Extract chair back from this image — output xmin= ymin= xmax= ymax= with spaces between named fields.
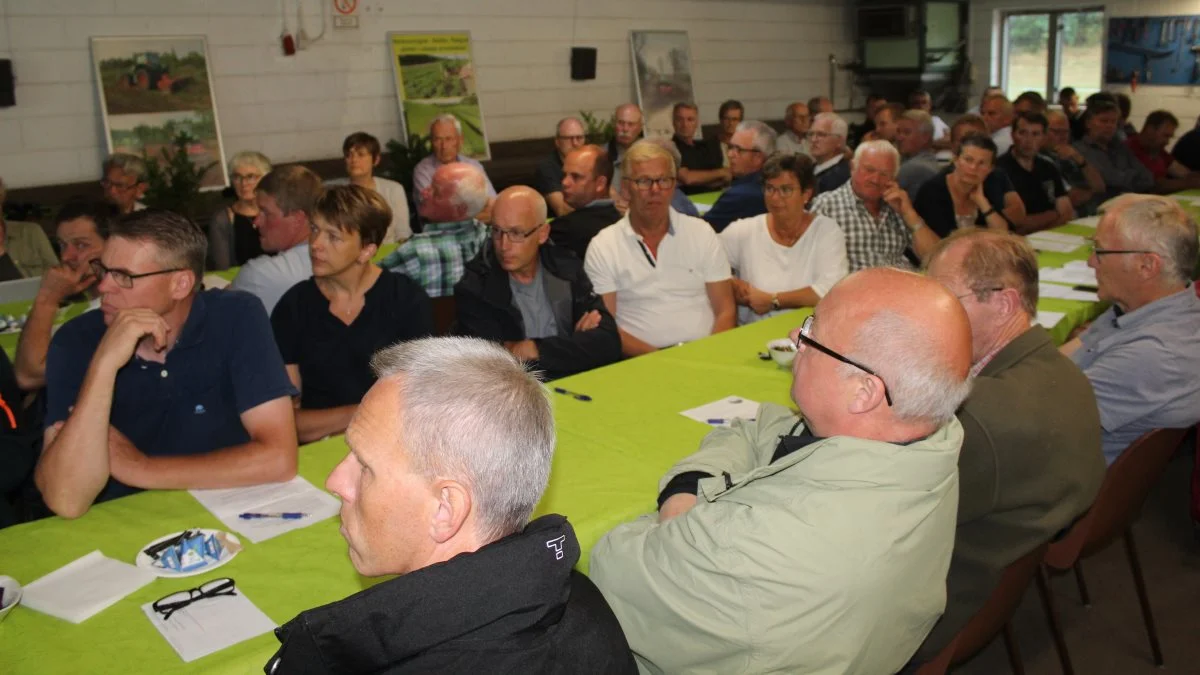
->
xmin=916 ymin=542 xmax=1049 ymax=675
xmin=1045 ymin=427 xmax=1189 ymax=569
xmin=431 ymin=296 xmax=456 ymax=336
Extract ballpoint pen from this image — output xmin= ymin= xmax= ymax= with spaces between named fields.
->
xmin=552 ymin=387 xmax=592 ymax=402
xmin=238 ymin=512 xmax=307 ymax=520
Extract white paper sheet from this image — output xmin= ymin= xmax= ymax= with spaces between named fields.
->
xmin=1027 ymin=231 xmax=1087 ymax=253
xmin=22 ymin=550 xmax=156 ymax=623
xmin=693 ymin=202 xmax=713 ymax=215
xmin=1038 ymin=282 xmax=1099 ymax=302
xmin=189 ymin=477 xmax=341 ymax=544
xmin=681 ymin=396 xmax=760 ymax=428
xmin=1170 ymin=194 xmax=1200 ymax=206
xmin=1034 ymin=311 xmax=1066 ymax=330
xmin=1068 ymin=215 xmax=1100 ymax=229
xmin=1040 ymin=265 xmax=1097 ymax=287
xmin=142 ymin=587 xmax=276 ymax=663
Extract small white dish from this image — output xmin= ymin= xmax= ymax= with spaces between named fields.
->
xmin=766 ymin=338 xmax=797 ymax=367
xmin=135 ymin=529 xmax=241 ymax=578
xmin=0 ymin=575 xmax=22 ymax=622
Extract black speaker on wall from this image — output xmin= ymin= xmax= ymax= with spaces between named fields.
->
xmin=571 ymin=47 xmax=597 ymax=81
xmin=0 ymin=60 xmax=13 ymax=107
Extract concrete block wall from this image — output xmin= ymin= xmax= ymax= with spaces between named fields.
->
xmin=968 ymin=0 xmax=1200 ymax=133
xmin=0 ymin=0 xmax=856 ymax=190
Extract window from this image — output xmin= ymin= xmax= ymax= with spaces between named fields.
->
xmin=1001 ymin=9 xmax=1104 ymax=101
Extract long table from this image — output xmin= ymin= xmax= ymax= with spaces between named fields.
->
xmin=0 ymin=205 xmax=1110 ymax=672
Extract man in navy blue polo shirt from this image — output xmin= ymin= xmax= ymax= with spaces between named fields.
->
xmin=35 ymin=209 xmax=299 ymax=519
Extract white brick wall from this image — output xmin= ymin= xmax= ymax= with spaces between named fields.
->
xmin=968 ymin=0 xmax=1200 ymax=132
xmin=0 ymin=0 xmax=856 ymax=189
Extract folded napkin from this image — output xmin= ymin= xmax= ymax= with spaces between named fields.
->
xmin=23 ymin=550 xmax=156 ymax=623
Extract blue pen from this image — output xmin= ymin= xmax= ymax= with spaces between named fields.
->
xmin=238 ymin=512 xmax=306 ymax=520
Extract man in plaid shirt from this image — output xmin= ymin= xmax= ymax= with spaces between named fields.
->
xmin=811 ymin=140 xmax=939 ymax=272
xmin=380 ymin=163 xmax=489 ymax=297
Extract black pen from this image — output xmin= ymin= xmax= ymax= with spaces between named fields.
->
xmin=553 ymin=387 xmax=592 ymax=402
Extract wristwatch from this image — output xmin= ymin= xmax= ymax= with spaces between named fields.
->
xmin=771 ymin=294 xmax=781 ymax=311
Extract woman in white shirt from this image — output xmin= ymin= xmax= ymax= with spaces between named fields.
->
xmin=720 ymin=152 xmax=849 ymax=325
xmin=342 ymin=131 xmax=412 ymax=243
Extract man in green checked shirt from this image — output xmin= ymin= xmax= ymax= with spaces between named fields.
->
xmin=379 ymin=163 xmax=488 ymax=298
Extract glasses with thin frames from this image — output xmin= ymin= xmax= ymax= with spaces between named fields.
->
xmin=727 ymin=144 xmax=761 ymax=156
xmin=153 ymin=577 xmax=237 ymax=621
xmin=794 ymin=315 xmax=893 ymax=407
xmin=626 ymin=176 xmax=676 ymax=192
xmin=1086 ymin=237 xmax=1157 ymax=257
xmin=764 ymin=184 xmax=799 ymax=198
xmin=90 ymin=259 xmax=185 ymax=289
xmin=100 ymin=178 xmax=141 ymax=191
xmin=955 ymin=286 xmax=1004 ymax=301
xmin=489 ymin=222 xmax=544 ymax=243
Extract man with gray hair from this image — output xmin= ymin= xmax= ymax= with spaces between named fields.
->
xmin=1062 ymin=195 xmax=1200 ymax=464
xmin=918 ymin=229 xmax=1104 ymax=661
xmin=812 ymin=140 xmax=939 ymax=271
xmin=810 ymin=112 xmax=851 ymax=194
xmin=777 ymin=101 xmax=812 ymax=156
xmin=266 ymin=337 xmax=637 ymax=673
xmin=101 ymin=153 xmax=149 ymax=215
xmin=412 ymin=113 xmax=497 ymax=222
xmin=895 ymin=109 xmax=941 ymax=200
xmin=534 ymin=117 xmax=586 ymax=217
xmin=592 ymin=267 xmax=974 ymax=673
xmin=380 ymin=162 xmax=490 ymax=298
xmin=703 ymin=120 xmax=776 ymax=232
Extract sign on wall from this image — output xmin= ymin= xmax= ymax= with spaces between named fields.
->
xmin=388 ymin=31 xmax=490 ymax=160
xmin=630 ymin=31 xmax=697 ymax=140
xmin=90 ymin=36 xmax=228 ymax=190
xmin=1106 ymin=16 xmax=1200 ymax=86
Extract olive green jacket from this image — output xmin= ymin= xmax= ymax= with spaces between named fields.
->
xmin=4 ymin=220 xmax=58 ymax=278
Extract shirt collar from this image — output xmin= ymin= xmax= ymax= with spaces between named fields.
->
xmin=815 ymin=155 xmax=843 ymax=174
xmin=622 ymin=211 xmax=676 ymax=239
xmin=732 ymin=171 xmax=761 ymax=186
xmin=422 ymin=218 xmax=480 ymax=234
xmin=1110 ymin=285 xmax=1197 ymax=330
xmin=582 ymin=198 xmax=615 ymax=208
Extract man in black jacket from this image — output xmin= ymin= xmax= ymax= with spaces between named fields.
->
xmin=266 ymin=337 xmax=636 ymax=674
xmin=457 ymin=186 xmax=621 ymax=380
xmin=549 ymin=144 xmax=621 ymax=260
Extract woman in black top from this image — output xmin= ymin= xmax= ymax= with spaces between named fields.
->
xmin=208 ymin=151 xmax=270 ymax=269
xmin=913 ymin=133 xmax=1012 ymax=238
xmin=271 ymin=185 xmax=433 ymax=442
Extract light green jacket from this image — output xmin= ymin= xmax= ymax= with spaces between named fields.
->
xmin=590 ymin=403 xmax=963 ymax=675
xmin=4 ymin=220 xmax=58 ymax=278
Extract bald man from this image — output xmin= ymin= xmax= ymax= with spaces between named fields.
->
xmin=592 ymin=268 xmax=973 ymax=674
xmin=454 ymin=186 xmax=620 ymax=380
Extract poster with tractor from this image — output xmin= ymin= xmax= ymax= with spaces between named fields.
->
xmin=91 ymin=36 xmax=228 ymax=190
xmin=389 ymin=32 xmax=490 ymax=160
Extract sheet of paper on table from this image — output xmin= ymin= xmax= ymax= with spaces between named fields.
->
xmin=189 ymin=477 xmax=341 ymax=544
xmin=1034 ymin=310 xmax=1066 ymax=330
xmin=1170 ymin=194 xmax=1200 ymax=206
xmin=1068 ymin=215 xmax=1100 ymax=228
xmin=1040 ymin=263 xmax=1097 ymax=286
xmin=693 ymin=202 xmax=713 ymax=215
xmin=681 ymin=396 xmax=761 ymax=428
xmin=142 ymin=588 xmax=276 ymax=663
xmin=1027 ymin=231 xmax=1087 ymax=253
xmin=1038 ymin=282 xmax=1099 ymax=302
xmin=22 ymin=550 xmax=156 ymax=623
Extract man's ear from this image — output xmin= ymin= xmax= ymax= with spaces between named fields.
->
xmin=429 ymin=479 xmax=472 ymax=544
xmin=171 ymin=270 xmax=197 ymax=299
xmin=846 ymin=372 xmax=887 ymax=416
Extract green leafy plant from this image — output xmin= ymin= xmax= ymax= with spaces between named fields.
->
xmin=381 ymin=133 xmax=432 ymax=195
xmin=580 ymin=110 xmax=614 ymax=145
xmin=142 ymin=131 xmax=218 ymax=220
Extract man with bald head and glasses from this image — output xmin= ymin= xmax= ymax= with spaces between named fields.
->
xmin=592 ymin=267 xmax=974 ymax=673
xmin=585 ymin=140 xmax=734 ymax=356
xmin=1061 ymin=194 xmax=1200 ymax=464
xmin=36 ymin=209 xmax=298 ymax=519
xmin=455 ymin=186 xmax=620 ymax=380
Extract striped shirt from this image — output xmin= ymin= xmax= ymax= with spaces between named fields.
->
xmin=379 ymin=219 xmax=487 ymax=298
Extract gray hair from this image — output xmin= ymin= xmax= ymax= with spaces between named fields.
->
xmin=813 ymin=112 xmax=848 ymax=140
xmin=103 ymin=153 xmax=148 ymax=182
xmin=1111 ymin=195 xmax=1199 ymax=286
xmin=901 ymin=110 xmax=934 ymax=138
xmin=852 ymin=140 xmax=901 ymax=176
xmin=736 ymin=120 xmax=778 ymax=155
xmin=228 ymin=150 xmax=271 ymax=178
xmin=842 ymin=310 xmax=972 ymax=426
xmin=370 ymin=337 xmax=555 ymax=542
xmin=430 ymin=113 xmax=463 ymax=135
xmin=448 ymin=164 xmax=489 ymax=219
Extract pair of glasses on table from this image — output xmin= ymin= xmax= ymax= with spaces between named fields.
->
xmin=152 ymin=577 xmax=238 ymax=621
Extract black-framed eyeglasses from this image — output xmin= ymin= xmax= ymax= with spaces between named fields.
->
xmin=625 ymin=176 xmax=676 ymax=191
xmin=955 ymin=286 xmax=1005 ymax=301
xmin=152 ymin=577 xmax=237 ymax=621
xmin=727 ymin=144 xmax=761 ymax=155
xmin=763 ymin=184 xmax=799 ymax=198
xmin=89 ymin=259 xmax=185 ymax=289
xmin=1086 ymin=237 xmax=1157 ymax=257
xmin=794 ymin=315 xmax=893 ymax=407
xmin=489 ymin=222 xmax=544 ymax=243
xmin=555 ymin=134 xmax=585 ymax=143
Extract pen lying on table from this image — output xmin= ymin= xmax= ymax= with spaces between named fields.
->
xmin=552 ymin=387 xmax=592 ymax=402
xmin=237 ymin=512 xmax=307 ymax=520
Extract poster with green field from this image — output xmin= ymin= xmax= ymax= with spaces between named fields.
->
xmin=389 ymin=32 xmax=490 ymax=160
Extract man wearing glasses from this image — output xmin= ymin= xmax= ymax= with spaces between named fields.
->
xmin=917 ymin=229 xmax=1104 ymax=661
xmin=1061 ymin=195 xmax=1200 ymax=465
xmin=100 ymin=154 xmax=149 ymax=215
xmin=35 ymin=210 xmax=298 ymax=518
xmin=533 ymin=117 xmax=587 ymax=218
xmin=702 ymin=120 xmax=775 ymax=233
xmin=591 ymin=267 xmax=974 ymax=673
xmin=455 ymin=187 xmax=619 ymax=379
xmin=585 ymin=140 xmax=734 ymax=356
xmin=809 ymin=112 xmax=852 ymax=194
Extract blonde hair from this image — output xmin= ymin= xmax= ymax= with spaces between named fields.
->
xmin=621 ymin=139 xmax=678 ymax=178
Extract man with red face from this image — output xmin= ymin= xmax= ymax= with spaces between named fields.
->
xmin=36 ymin=209 xmax=298 ymax=518
xmin=412 ymin=114 xmax=497 ymax=222
xmin=231 ymin=164 xmax=322 ymax=315
xmin=1126 ymin=109 xmax=1200 ymax=193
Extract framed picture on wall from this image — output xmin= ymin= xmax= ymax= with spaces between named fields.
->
xmin=90 ymin=36 xmax=228 ymax=190
xmin=630 ymin=31 xmax=697 ymax=140
xmin=388 ymin=31 xmax=491 ymax=160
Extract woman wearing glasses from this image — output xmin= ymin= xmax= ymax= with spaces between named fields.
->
xmin=913 ymin=133 xmax=1013 ymax=238
xmin=208 ymin=151 xmax=271 ymax=270
xmin=720 ymin=153 xmax=848 ymax=325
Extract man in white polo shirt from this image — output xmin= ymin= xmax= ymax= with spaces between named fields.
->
xmin=585 ymin=140 xmax=735 ymax=357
